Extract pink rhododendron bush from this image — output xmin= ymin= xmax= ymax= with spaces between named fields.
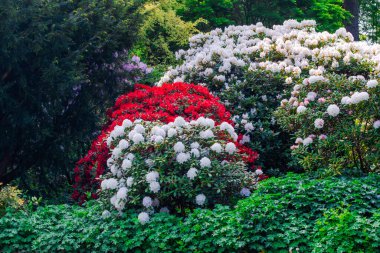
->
xmin=100 ymin=116 xmax=262 ymax=222
xmin=159 ymin=19 xmax=380 ymax=174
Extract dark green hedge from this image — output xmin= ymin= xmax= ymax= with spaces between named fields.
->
xmin=0 ymin=174 xmax=379 ymax=252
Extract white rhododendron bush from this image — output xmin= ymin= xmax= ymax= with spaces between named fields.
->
xmin=159 ymin=19 xmax=379 ymax=89
xmin=275 ymin=73 xmax=379 ymax=175
xmin=159 ymin=19 xmax=380 ymax=174
xmin=100 ymin=116 xmax=260 ymax=223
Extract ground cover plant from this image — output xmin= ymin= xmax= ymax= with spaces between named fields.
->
xmin=0 ymin=174 xmax=379 ymax=252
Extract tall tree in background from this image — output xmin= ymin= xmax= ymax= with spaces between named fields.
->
xmin=296 ymin=0 xmax=351 ymax=32
xmin=133 ymin=0 xmax=205 ymax=65
xmin=0 ymin=0 xmax=142 ymax=196
xmin=177 ymin=0 xmax=235 ymax=31
xmin=178 ymin=0 xmax=351 ymax=33
xmin=344 ymin=0 xmax=360 ymax=40
xmin=234 ymin=0 xmax=301 ymax=27
xmin=360 ymin=0 xmax=380 ymax=42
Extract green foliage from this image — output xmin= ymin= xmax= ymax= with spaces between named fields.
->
xmin=134 ymin=0 xmax=205 ymax=65
xmin=235 ymin=173 xmax=380 ymax=252
xmin=234 ymin=0 xmax=302 ymax=27
xmin=177 ymin=0 xmax=350 ymax=32
xmin=0 ymin=174 xmax=379 ymax=252
xmin=298 ymin=0 xmax=352 ymax=32
xmin=312 ymin=208 xmax=380 ymax=252
xmin=177 ymin=0 xmax=235 ymax=30
xmin=0 ymin=0 xmax=143 ymax=195
xmin=360 ymin=0 xmax=380 ymax=42
xmin=0 ymin=183 xmax=24 ymax=217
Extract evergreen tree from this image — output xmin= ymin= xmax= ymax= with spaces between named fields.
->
xmin=0 ymin=0 xmax=142 ymax=196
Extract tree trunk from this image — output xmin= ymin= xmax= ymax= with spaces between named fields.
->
xmin=344 ymin=0 xmax=360 ymax=40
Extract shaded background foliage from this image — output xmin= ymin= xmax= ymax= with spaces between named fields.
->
xmin=0 ymin=0 xmax=378 ymax=200
xmin=132 ymin=0 xmax=205 ymax=66
xmin=177 ymin=0 xmax=352 ymax=33
xmin=0 ymin=0 xmax=143 ymax=198
xmin=360 ymin=0 xmax=380 ymax=42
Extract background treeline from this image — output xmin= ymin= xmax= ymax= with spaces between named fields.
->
xmin=0 ymin=0 xmax=378 ymax=201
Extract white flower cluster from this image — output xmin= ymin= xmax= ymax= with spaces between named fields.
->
xmin=341 ymin=92 xmax=370 ymax=105
xmin=102 ymin=116 xmax=247 ymax=224
xmin=327 ymin=104 xmax=340 ymax=117
xmin=281 ymin=66 xmax=378 ymax=151
xmin=159 ymin=20 xmax=380 ymax=88
xmin=231 ymin=113 xmax=256 ymax=145
xmin=287 ymin=74 xmax=379 ymax=152
xmin=314 ymin=118 xmax=324 ymax=129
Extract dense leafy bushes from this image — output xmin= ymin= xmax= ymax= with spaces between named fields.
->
xmin=1 ymin=174 xmax=379 ymax=252
xmin=177 ymin=0 xmax=351 ymax=33
xmin=235 ymin=173 xmax=380 ymax=252
xmin=220 ymin=70 xmax=293 ymax=172
xmin=312 ymin=208 xmax=380 ymax=252
xmin=134 ymin=0 xmax=205 ymax=65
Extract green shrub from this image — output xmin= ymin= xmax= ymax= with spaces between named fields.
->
xmin=134 ymin=0 xmax=205 ymax=65
xmin=235 ymin=173 xmax=380 ymax=252
xmin=312 ymin=208 xmax=380 ymax=253
xmin=0 ymin=183 xmax=24 ymax=217
xmin=0 ymin=174 xmax=379 ymax=252
xmin=221 ymin=70 xmax=294 ymax=173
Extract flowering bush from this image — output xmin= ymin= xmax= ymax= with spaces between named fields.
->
xmin=102 ymin=51 xmax=153 ymax=86
xmin=159 ymin=19 xmax=380 ymax=173
xmin=221 ymin=71 xmax=293 ymax=172
xmin=73 ymin=83 xmax=258 ymax=203
xmin=275 ymin=73 xmax=380 ymax=175
xmin=159 ymin=20 xmax=380 ymax=89
xmin=101 ymin=116 xmax=261 ymax=222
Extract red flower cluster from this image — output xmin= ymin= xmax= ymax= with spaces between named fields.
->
xmin=72 ymin=83 xmax=259 ymax=203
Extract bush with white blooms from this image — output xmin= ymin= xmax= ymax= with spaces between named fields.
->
xmin=275 ymin=73 xmax=380 ymax=175
xmin=158 ymin=19 xmax=380 ymax=174
xmin=100 ymin=116 xmax=259 ymax=223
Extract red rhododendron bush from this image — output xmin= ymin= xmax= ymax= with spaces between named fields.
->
xmin=72 ymin=83 xmax=260 ymax=203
